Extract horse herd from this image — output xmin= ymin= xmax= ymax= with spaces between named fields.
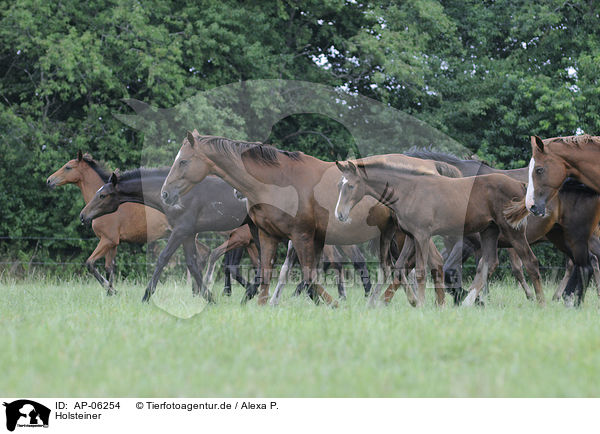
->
xmin=46 ymin=132 xmax=600 ymax=309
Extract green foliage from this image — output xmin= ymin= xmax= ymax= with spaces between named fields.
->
xmin=1 ymin=0 xmax=598 ymax=277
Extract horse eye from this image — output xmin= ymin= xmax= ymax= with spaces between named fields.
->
xmin=348 ymin=184 xmax=355 ymax=190
xmin=179 ymin=160 xmax=188 ymax=167
xmin=65 ymin=166 xmax=72 ymax=171
xmin=99 ymin=194 xmax=106 ymax=199
xmin=535 ymin=167 xmax=544 ymax=175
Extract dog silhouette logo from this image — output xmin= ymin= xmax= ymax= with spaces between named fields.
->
xmin=3 ymin=400 xmax=50 ymax=431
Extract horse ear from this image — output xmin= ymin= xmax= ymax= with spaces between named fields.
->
xmin=531 ymin=136 xmax=544 ymax=153
xmin=109 ymin=172 xmax=118 ymax=186
xmin=186 ymin=131 xmax=195 ymax=148
xmin=335 ymin=160 xmax=345 ymax=172
xmin=347 ymin=161 xmax=358 ymax=174
xmin=77 ymin=150 xmax=83 ymax=161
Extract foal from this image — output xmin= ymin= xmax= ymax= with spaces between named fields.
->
xmin=335 ymin=157 xmax=545 ymax=306
xmin=160 ymin=131 xmax=455 ymax=306
xmin=79 ymin=168 xmax=250 ymax=302
xmin=47 ymin=151 xmax=169 ymax=294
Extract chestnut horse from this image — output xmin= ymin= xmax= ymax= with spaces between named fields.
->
xmin=335 ymin=157 xmax=545 ymax=306
xmin=160 ymin=131 xmax=458 ymax=306
xmin=527 ymin=135 xmax=600 ymax=215
xmin=47 ymin=152 xmax=169 ymax=294
xmin=525 ymin=135 xmax=600 ymax=304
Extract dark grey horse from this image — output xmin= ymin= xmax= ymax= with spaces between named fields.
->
xmin=79 ymin=168 xmax=251 ymax=302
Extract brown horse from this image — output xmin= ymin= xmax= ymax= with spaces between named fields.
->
xmin=526 ymin=135 xmax=600 ymax=216
xmin=410 ymin=149 xmax=600 ymax=305
xmin=160 ymin=131 xmax=458 ymax=306
xmin=46 ymin=151 xmax=169 ymax=294
xmin=335 ymin=157 xmax=545 ymax=306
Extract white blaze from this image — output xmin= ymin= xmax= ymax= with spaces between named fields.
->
xmin=334 ymin=177 xmax=348 ymax=219
xmin=175 ymin=150 xmax=182 ymax=161
xmin=525 ymin=157 xmax=535 ymax=210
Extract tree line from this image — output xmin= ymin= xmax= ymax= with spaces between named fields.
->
xmin=1 ymin=0 xmax=598 ymax=277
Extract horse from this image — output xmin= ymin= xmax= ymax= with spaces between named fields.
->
xmin=79 ymin=167 xmax=252 ymax=302
xmin=46 ymin=151 xmax=170 ymax=294
xmin=160 ymin=131 xmax=460 ymax=307
xmin=527 ymin=135 xmax=600 ymax=215
xmin=335 ymin=157 xmax=546 ymax=306
xmin=408 ymin=149 xmax=600 ymax=305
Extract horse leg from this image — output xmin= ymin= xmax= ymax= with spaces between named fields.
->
xmin=253 ymin=230 xmax=279 ymax=306
xmin=502 ymin=228 xmax=545 ymax=305
xmin=86 ymin=237 xmax=117 ymax=295
xmin=388 ymin=235 xmax=419 ymax=306
xmin=104 ymin=245 xmax=118 ymax=295
xmin=293 ymin=235 xmax=337 ymax=307
xmin=222 ymin=250 xmax=234 ymax=296
xmin=587 ymin=237 xmax=600 ymax=298
xmin=228 ymin=247 xmax=251 ymax=295
xmin=462 ymin=226 xmax=499 ymax=307
xmin=182 ymin=237 xmax=213 ymax=302
xmin=194 ymin=239 xmax=210 ymax=273
xmin=553 ymin=258 xmax=574 ymax=301
xmin=412 ymin=235 xmax=431 ymax=307
xmin=340 ymin=245 xmax=371 ymax=296
xmin=367 ymin=227 xmax=395 ymax=307
xmin=507 ymin=248 xmax=534 ymax=300
xmin=426 ymin=240 xmax=445 ymax=306
xmin=142 ymin=229 xmax=186 ymax=302
xmin=327 ymin=247 xmax=347 ymax=299
xmin=592 ymin=255 xmax=600 ymax=298
xmin=563 ymin=244 xmax=592 ymax=307
xmin=270 ymin=241 xmax=296 ymax=305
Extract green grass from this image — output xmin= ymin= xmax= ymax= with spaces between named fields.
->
xmin=1 ymin=276 xmax=599 ymax=397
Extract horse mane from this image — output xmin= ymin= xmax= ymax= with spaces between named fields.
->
xmin=81 ymin=153 xmax=112 ymax=182
xmin=405 ymin=148 xmax=468 ymax=166
xmin=355 ymin=155 xmax=461 ymax=178
xmin=406 ymin=147 xmax=496 ymax=169
xmin=434 ymin=161 xmax=462 ymax=178
xmin=355 ymin=159 xmax=437 ymax=177
xmin=196 ymin=135 xmax=303 ymax=166
xmin=545 ymin=134 xmax=599 ymax=149
xmin=116 ymin=167 xmax=171 ymax=182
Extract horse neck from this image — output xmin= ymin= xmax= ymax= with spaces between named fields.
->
xmin=77 ymin=166 xmax=106 ymax=204
xmin=359 ymin=163 xmax=421 ymax=204
xmin=118 ymin=175 xmax=165 ymax=212
xmin=203 ymin=146 xmax=323 ymax=199
xmin=548 ymin=140 xmax=600 ymax=189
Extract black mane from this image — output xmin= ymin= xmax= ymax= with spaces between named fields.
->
xmin=405 ymin=148 xmax=469 ymax=166
xmin=82 ymin=153 xmax=112 ymax=182
xmin=116 ymin=167 xmax=171 ymax=182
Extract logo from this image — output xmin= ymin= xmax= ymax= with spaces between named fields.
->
xmin=3 ymin=400 xmax=50 ymax=432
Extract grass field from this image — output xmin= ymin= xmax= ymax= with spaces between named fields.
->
xmin=1 ymin=275 xmax=600 ymax=397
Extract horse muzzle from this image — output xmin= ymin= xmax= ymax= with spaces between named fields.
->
xmin=161 ymin=189 xmax=180 ymax=207
xmin=46 ymin=178 xmax=57 ymax=190
xmin=79 ymin=212 xmax=92 ymax=226
xmin=528 ymin=203 xmax=546 ymax=217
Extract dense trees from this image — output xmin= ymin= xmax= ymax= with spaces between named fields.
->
xmin=1 ymin=0 xmax=599 ymax=275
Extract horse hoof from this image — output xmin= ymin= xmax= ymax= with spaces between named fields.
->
xmin=563 ymin=294 xmax=575 ymax=308
xmin=106 ymin=289 xmax=117 ymax=296
xmin=462 ymin=290 xmax=477 ymax=306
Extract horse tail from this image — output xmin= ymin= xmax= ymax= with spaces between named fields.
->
xmin=434 ymin=161 xmax=462 ymax=178
xmin=503 ymin=197 xmax=529 ymax=229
